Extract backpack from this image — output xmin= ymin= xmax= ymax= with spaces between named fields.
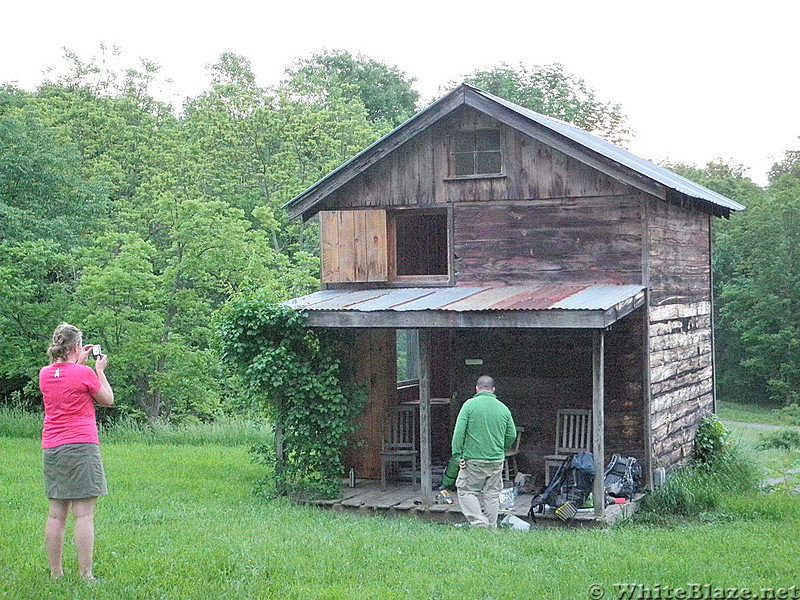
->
xmin=529 ymin=451 xmax=595 ymax=520
xmin=603 ymin=454 xmax=642 ymax=499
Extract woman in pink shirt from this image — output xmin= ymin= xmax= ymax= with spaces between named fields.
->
xmin=40 ymin=323 xmax=113 ymax=582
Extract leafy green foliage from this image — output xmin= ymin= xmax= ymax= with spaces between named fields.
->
xmin=756 ymin=429 xmax=800 ymax=452
xmin=695 ymin=414 xmax=731 ymax=467
xmin=664 ymin=160 xmax=800 ymax=409
xmin=284 ymin=49 xmax=419 ymax=128
xmin=0 ymin=47 xmax=387 ymax=420
xmin=216 ymin=295 xmax=364 ymax=498
xmin=461 ymin=62 xmax=632 ymax=146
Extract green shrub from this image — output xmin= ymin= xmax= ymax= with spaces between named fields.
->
xmin=216 ymin=296 xmax=365 ymax=499
xmin=756 ymin=428 xmax=800 ymax=451
xmin=777 ymin=403 xmax=800 ymax=426
xmin=695 ymin=413 xmax=730 ymax=467
xmin=640 ymin=443 xmax=759 ymax=519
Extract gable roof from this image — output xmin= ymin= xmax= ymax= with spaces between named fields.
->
xmin=284 ymin=83 xmax=745 ymax=220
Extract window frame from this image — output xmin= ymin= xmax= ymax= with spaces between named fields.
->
xmin=449 ymin=128 xmax=503 ymax=178
xmin=388 ymin=207 xmax=453 ymax=285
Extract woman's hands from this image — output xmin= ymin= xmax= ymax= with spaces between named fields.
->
xmin=76 ymin=344 xmax=94 ymax=365
xmin=94 ymin=353 xmax=107 ymax=373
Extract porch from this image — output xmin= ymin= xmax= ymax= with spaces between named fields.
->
xmin=284 ymin=284 xmax=650 ymax=521
xmin=296 ymin=480 xmax=643 ymax=527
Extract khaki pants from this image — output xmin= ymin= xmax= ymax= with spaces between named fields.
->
xmin=456 ymin=459 xmax=504 ymax=528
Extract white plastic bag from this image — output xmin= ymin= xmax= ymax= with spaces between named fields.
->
xmin=500 ymin=514 xmax=531 ymax=531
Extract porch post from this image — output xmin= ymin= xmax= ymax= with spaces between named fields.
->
xmin=418 ymin=329 xmax=433 ymax=505
xmin=592 ymin=329 xmax=605 ymax=520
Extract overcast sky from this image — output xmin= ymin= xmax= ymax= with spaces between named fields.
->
xmin=4 ymin=0 xmax=799 ymax=186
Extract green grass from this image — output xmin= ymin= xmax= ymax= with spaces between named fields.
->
xmin=0 ymin=406 xmax=273 ymax=446
xmin=3 ymin=430 xmax=800 ymax=599
xmin=717 ymin=401 xmax=796 ymax=426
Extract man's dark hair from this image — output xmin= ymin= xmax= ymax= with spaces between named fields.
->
xmin=476 ymin=375 xmax=495 ymax=391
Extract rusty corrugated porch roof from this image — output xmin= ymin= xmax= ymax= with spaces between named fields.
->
xmin=282 ymin=284 xmax=646 ymax=329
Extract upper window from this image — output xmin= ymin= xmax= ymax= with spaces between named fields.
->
xmin=451 ymin=130 xmax=502 ymax=176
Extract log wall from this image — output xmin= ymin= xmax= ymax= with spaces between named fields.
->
xmin=647 ymin=198 xmax=714 ymax=468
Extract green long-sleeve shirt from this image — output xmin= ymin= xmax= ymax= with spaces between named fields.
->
xmin=451 ymin=391 xmax=517 ymax=461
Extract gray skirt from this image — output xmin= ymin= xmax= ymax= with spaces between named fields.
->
xmin=43 ymin=443 xmax=108 ymax=500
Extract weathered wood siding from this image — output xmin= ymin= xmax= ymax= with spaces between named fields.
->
xmin=453 ymin=195 xmax=643 ymax=286
xmin=325 ymin=106 xmax=629 ymax=208
xmin=321 ymin=106 xmax=643 ymax=286
xmin=342 ymin=329 xmax=397 ymax=479
xmin=319 ymin=209 xmax=388 ymax=283
xmin=605 ymin=310 xmax=647 ymax=463
xmin=647 ymin=198 xmax=714 ymax=467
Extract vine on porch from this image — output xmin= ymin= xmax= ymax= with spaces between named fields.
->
xmin=216 ymin=290 xmax=364 ymax=498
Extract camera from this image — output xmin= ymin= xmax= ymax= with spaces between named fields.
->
xmin=92 ymin=345 xmax=102 ymax=358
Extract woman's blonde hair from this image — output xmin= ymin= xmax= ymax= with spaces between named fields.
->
xmin=48 ymin=323 xmax=82 ymax=363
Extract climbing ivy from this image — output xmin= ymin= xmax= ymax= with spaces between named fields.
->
xmin=216 ymin=289 xmax=364 ymax=498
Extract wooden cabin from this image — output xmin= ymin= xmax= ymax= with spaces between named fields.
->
xmin=282 ymin=84 xmax=744 ymax=517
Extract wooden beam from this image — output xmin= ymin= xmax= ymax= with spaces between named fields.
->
xmin=643 ymin=294 xmax=655 ymax=491
xmin=303 ymin=306 xmax=644 ymax=329
xmin=418 ymin=329 xmax=433 ymax=505
xmin=592 ymin=329 xmax=605 ymax=520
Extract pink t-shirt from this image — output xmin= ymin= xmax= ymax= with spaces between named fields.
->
xmin=40 ymin=362 xmax=102 ymax=449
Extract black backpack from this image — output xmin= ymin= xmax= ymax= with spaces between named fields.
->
xmin=529 ymin=451 xmax=595 ymax=519
xmin=603 ymin=454 xmax=642 ymax=499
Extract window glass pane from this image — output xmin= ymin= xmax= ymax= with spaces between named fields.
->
xmin=476 ymin=151 xmax=502 ymax=174
xmin=452 ymin=132 xmax=475 ymax=153
xmin=475 ymin=129 xmax=501 ymax=151
xmin=397 ymin=329 xmax=419 ymax=382
xmin=453 ymin=152 xmax=475 ymax=176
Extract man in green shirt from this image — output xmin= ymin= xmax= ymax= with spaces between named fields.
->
xmin=451 ymin=375 xmax=517 ymax=528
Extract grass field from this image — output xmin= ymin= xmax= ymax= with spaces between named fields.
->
xmin=717 ymin=401 xmax=786 ymax=426
xmin=2 ymin=410 xmax=800 ymax=599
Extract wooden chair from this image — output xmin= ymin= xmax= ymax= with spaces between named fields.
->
xmin=504 ymin=426 xmax=524 ymax=481
xmin=380 ymin=405 xmax=418 ymax=489
xmin=543 ymin=409 xmax=592 ymax=484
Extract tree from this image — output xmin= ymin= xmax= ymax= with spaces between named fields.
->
xmin=283 ymin=49 xmax=419 ymax=128
xmin=461 ymin=63 xmax=632 ymax=146
xmin=671 ymin=157 xmax=800 ymax=407
xmin=0 ymin=92 xmax=108 ymax=404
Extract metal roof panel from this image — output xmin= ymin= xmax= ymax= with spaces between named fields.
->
xmin=283 ymin=284 xmax=646 ymax=314
xmin=552 ymin=284 xmax=646 ymax=310
xmin=390 ymin=287 xmax=485 ymax=311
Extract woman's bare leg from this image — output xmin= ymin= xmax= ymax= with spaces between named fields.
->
xmin=71 ymin=497 xmax=98 ymax=580
xmin=45 ymin=500 xmax=70 ymax=579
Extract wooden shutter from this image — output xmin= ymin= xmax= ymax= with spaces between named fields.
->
xmin=319 ymin=210 xmax=388 ymax=283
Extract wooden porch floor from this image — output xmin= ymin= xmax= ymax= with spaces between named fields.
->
xmin=296 ymin=480 xmax=643 ymax=527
